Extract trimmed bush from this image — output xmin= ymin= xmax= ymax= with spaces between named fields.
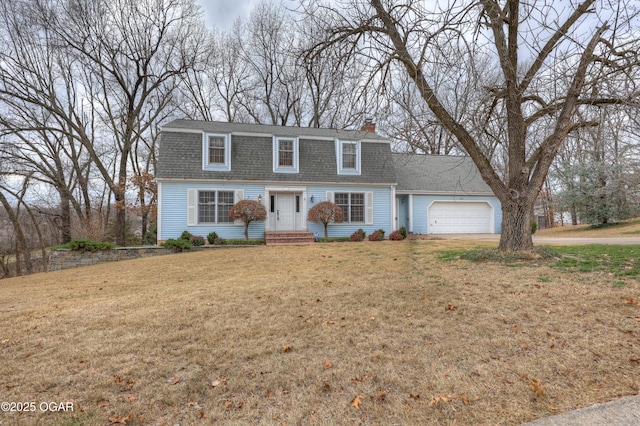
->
xmin=179 ymin=230 xmax=193 ymax=241
xmin=190 ymin=235 xmax=205 ymax=246
xmin=531 ymin=221 xmax=538 ymax=234
xmin=399 ymin=226 xmax=407 ymax=239
xmin=207 ymin=231 xmax=219 ymax=245
xmin=367 ymin=229 xmax=385 ymax=241
xmin=162 ymin=238 xmax=192 ymax=252
xmin=350 ymin=229 xmax=366 ymax=241
xmin=61 ymin=238 xmax=115 ymax=252
xmin=143 ymin=224 xmax=158 ymax=245
xmin=389 ymin=230 xmax=403 ymax=240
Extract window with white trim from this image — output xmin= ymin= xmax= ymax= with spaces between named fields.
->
xmin=273 ymin=136 xmax=299 ymax=173
xmin=342 ymin=143 xmax=357 ymax=169
xmin=336 ymin=140 xmax=361 ymax=175
xmin=203 ymin=133 xmax=231 ymax=171
xmin=335 ymin=192 xmax=364 ymax=223
xmin=198 ymin=190 xmax=234 ymax=224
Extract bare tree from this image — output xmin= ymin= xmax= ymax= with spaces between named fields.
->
xmin=304 ymin=0 xmax=640 ymax=251
xmin=30 ymin=0 xmax=209 ymax=245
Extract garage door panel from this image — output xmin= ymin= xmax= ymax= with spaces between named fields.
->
xmin=428 ymin=202 xmax=493 ymax=234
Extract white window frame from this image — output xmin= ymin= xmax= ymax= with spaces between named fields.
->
xmin=203 ymin=133 xmax=231 ymax=171
xmin=187 ymin=189 xmax=243 ymax=226
xmin=326 ymin=191 xmax=373 ymax=224
xmin=273 ymin=136 xmax=299 ymax=173
xmin=336 ymin=139 xmax=361 ymax=175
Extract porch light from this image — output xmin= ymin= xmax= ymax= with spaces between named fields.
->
xmin=310 ymin=195 xmax=315 ymax=203
xmin=258 ymin=194 xmax=262 ymax=204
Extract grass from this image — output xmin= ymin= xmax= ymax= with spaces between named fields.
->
xmin=536 ymin=217 xmax=640 ymax=238
xmin=1 ymin=241 xmax=639 ymax=425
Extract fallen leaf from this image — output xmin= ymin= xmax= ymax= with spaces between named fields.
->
xmin=429 ymin=394 xmax=449 ymax=406
xmin=376 ymin=390 xmax=387 ymax=400
xmin=187 ymin=401 xmax=198 ymax=407
xmin=283 ymin=345 xmax=292 ymax=352
xmin=97 ymin=400 xmax=110 ymax=408
xmin=236 ymin=401 xmax=244 ymax=409
xmin=529 ymin=378 xmax=544 ymax=397
xmin=624 ymin=297 xmax=640 ymax=306
xmin=409 ymin=393 xmax=420 ymax=400
xmin=351 ymin=395 xmax=363 ymax=409
xmin=323 ymin=360 xmax=333 ymax=368
xmin=108 ymin=414 xmax=132 ymax=425
xmin=323 ymin=382 xmax=331 ymax=391
xmin=224 ymin=400 xmax=233 ymax=410
xmin=167 ymin=376 xmax=181 ymax=385
xmin=198 ymin=411 xmax=206 ymax=418
xmin=125 ymin=394 xmax=136 ymax=403
xmin=370 ymin=352 xmax=381 ymax=358
xmin=445 ymin=304 xmax=457 ymax=311
xmin=422 ymin=296 xmax=430 ymax=301
xmin=266 ymin=389 xmax=275 ymax=398
xmin=210 ymin=380 xmax=221 ymax=388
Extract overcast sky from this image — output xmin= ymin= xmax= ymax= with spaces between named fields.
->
xmin=196 ymin=0 xmax=260 ymax=30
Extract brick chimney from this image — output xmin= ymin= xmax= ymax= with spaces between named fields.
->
xmin=361 ymin=118 xmax=376 ymax=133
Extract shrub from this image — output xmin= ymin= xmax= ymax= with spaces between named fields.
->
xmin=229 ymin=200 xmax=267 ymax=240
xmin=350 ymin=229 xmax=366 ymax=241
xmin=62 ymin=238 xmax=115 ymax=252
xmin=189 ymin=235 xmax=205 ymax=246
xmin=367 ymin=229 xmax=385 ymax=241
xmin=307 ymin=201 xmax=345 ymax=238
xmin=207 ymin=231 xmax=219 ymax=245
xmin=531 ymin=220 xmax=538 ymax=234
xmin=179 ymin=230 xmax=193 ymax=241
xmin=213 ymin=238 xmax=224 ymax=245
xmin=399 ymin=226 xmax=407 ymax=239
xmin=143 ymin=224 xmax=158 ymax=245
xmin=389 ymin=230 xmax=403 ymax=240
xmin=162 ymin=238 xmax=192 ymax=252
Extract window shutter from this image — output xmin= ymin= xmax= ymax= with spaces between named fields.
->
xmin=187 ymin=189 xmax=197 ymax=226
xmin=326 ymin=191 xmax=334 ymax=203
xmin=234 ymin=190 xmax=244 ymax=225
xmin=365 ymin=192 xmax=374 ymax=225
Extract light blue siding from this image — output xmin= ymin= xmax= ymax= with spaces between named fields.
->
xmin=160 ymin=182 xmax=266 ymax=240
xmin=306 ymin=185 xmax=393 ymax=237
xmin=406 ymin=194 xmax=502 ymax=234
xmin=160 ymin=181 xmax=395 ymax=240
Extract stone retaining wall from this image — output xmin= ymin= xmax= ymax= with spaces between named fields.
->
xmin=48 ymin=246 xmax=174 ymax=271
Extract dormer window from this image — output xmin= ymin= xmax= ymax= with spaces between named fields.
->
xmin=203 ymin=133 xmax=231 ymax=171
xmin=273 ymin=136 xmax=299 ymax=173
xmin=342 ymin=142 xmax=357 ymax=169
xmin=336 ymin=140 xmax=361 ymax=175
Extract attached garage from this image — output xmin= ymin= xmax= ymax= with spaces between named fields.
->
xmin=428 ymin=201 xmax=494 ymax=234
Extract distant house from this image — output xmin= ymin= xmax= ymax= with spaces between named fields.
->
xmin=156 ymin=120 xmax=501 ymax=242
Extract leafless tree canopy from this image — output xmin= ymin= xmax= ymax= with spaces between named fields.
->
xmin=302 ymin=0 xmax=640 ymax=251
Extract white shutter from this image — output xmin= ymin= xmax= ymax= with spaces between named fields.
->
xmin=234 ymin=190 xmax=244 ymax=225
xmin=326 ymin=191 xmax=334 ymax=203
xmin=365 ymin=192 xmax=374 ymax=225
xmin=187 ymin=189 xmax=197 ymax=226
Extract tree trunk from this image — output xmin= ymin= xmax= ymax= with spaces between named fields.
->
xmin=499 ymin=201 xmax=534 ymax=252
xmin=244 ymin=221 xmax=249 ymax=240
xmin=59 ymin=187 xmax=72 ymax=244
xmin=323 ymin=222 xmax=328 ymax=238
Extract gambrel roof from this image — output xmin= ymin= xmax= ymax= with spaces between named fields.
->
xmin=157 ymin=119 xmax=397 ymax=185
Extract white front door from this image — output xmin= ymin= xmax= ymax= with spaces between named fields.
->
xmin=276 ymin=193 xmax=295 ymax=230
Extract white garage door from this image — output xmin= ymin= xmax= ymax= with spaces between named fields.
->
xmin=428 ymin=201 xmax=493 ymax=234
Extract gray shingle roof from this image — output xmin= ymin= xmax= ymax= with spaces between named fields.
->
xmin=161 ymin=119 xmax=388 ymax=142
xmin=157 ymin=120 xmax=396 ymax=184
xmin=392 ymin=153 xmax=493 ymax=194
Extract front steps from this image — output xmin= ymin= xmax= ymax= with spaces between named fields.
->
xmin=265 ymin=231 xmax=315 ymax=245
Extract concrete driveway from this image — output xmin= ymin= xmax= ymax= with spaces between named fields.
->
xmin=437 ymin=234 xmax=640 ymax=245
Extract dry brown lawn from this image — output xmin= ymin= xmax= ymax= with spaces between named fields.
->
xmin=537 ymin=218 xmax=640 ymax=238
xmin=1 ymin=241 xmax=639 ymax=425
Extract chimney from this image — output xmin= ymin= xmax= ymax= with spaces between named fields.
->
xmin=361 ymin=118 xmax=376 ymax=133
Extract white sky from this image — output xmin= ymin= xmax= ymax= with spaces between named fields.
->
xmin=195 ymin=0 xmax=260 ymax=30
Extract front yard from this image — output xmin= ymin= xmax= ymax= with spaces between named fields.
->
xmin=0 ymin=241 xmax=638 ymax=425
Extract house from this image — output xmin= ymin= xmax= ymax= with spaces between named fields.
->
xmin=156 ymin=119 xmax=501 ymax=242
